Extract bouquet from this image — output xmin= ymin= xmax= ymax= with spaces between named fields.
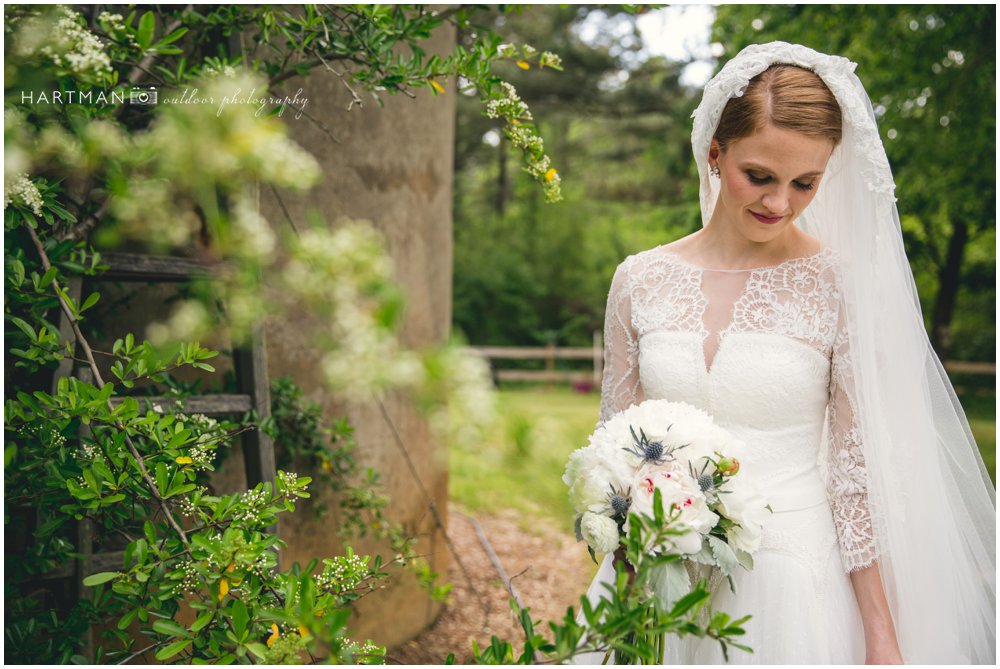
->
xmin=563 ymin=399 xmax=770 ymax=607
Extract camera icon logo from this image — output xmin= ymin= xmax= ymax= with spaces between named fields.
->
xmin=129 ymin=86 xmax=158 ymax=105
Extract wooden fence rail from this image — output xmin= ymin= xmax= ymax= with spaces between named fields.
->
xmin=467 ymin=334 xmax=994 ymax=386
xmin=466 ymin=333 xmax=604 ymax=386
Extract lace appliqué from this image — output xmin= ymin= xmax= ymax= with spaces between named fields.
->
xmin=723 ymin=253 xmax=840 ymax=357
xmin=599 ymin=256 xmax=643 ymax=423
xmin=827 ymin=322 xmax=879 ymax=571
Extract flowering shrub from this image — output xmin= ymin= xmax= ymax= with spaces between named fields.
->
xmin=3 ymin=3 xmax=566 ymax=663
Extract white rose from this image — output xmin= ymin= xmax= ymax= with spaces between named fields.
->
xmin=629 ymin=463 xmax=717 ymax=555
xmin=718 ymin=480 xmax=770 ymax=553
xmin=579 ymin=512 xmax=620 ymax=554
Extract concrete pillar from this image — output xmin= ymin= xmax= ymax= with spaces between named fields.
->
xmin=255 ymin=21 xmax=456 ymax=649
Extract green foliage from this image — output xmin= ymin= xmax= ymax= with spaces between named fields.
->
xmin=451 ymin=389 xmax=599 ymax=526
xmin=5 ymin=3 xmax=540 ymax=662
xmin=469 ymin=505 xmax=751 ymax=664
xmin=452 ymin=6 xmax=702 ymax=348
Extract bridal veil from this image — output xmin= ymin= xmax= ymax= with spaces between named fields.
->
xmin=691 ymin=42 xmax=996 ymax=664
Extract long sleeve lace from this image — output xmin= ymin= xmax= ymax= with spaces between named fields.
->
xmin=599 ymin=257 xmax=643 ymax=424
xmin=826 ymin=304 xmax=879 ymax=572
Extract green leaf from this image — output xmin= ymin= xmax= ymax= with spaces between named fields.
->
xmin=152 ymin=619 xmax=191 ymax=638
xmin=137 ymin=11 xmax=156 ymax=49
xmin=117 ymin=608 xmax=138 ymax=630
xmin=230 ymin=599 xmax=249 ymax=638
xmin=732 ymin=546 xmax=754 ymax=571
xmin=646 ymin=560 xmax=690 ymax=610
xmin=80 ymin=291 xmax=100 ymax=312
xmin=154 ymin=639 xmax=192 ymax=661
xmin=190 ymin=609 xmax=213 ymax=633
xmin=155 ymin=462 xmax=168 ymax=495
xmin=707 ymin=535 xmax=740 ymax=578
xmin=9 ymin=316 xmax=35 ymax=340
xmin=39 ymin=266 xmax=58 ymax=288
xmin=245 ymin=642 xmax=268 ymax=660
xmin=82 ymin=571 xmax=121 ymax=586
xmin=157 ymin=26 xmax=188 ymax=45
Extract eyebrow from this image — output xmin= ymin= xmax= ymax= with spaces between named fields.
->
xmin=743 ymin=163 xmax=824 ymax=179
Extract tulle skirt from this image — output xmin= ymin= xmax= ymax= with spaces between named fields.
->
xmin=573 ymin=499 xmax=866 ymax=664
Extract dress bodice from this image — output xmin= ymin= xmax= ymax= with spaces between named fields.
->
xmin=599 ymin=246 xmax=878 ymax=572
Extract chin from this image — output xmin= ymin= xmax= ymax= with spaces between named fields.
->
xmin=741 ymin=218 xmax=791 ymax=243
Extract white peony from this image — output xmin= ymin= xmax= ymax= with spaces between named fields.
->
xmin=718 ymin=479 xmax=770 ymax=553
xmin=579 ymin=512 xmax=620 ymax=554
xmin=628 ymin=463 xmax=718 ymax=555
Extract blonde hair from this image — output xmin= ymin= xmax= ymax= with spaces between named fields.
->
xmin=714 ymin=64 xmax=843 ymax=150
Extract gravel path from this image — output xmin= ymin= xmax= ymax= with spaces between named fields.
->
xmin=390 ymin=508 xmax=598 ymax=664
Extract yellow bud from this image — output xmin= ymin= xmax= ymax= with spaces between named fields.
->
xmin=226 ymin=563 xmax=236 ymax=573
xmin=516 ymin=60 xmax=530 ymax=70
xmin=430 ymin=80 xmax=445 ymax=94
xmin=218 ymin=577 xmax=229 ymax=599
xmin=322 ymin=460 xmax=332 ymax=472
xmin=267 ymin=623 xmax=280 ymax=648
xmin=298 ymin=624 xmax=310 ymax=638
xmin=544 ymin=168 xmax=558 ymax=182
xmin=175 ymin=456 xmax=193 ymax=465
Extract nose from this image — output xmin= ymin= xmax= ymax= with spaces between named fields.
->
xmin=761 ymin=186 xmax=790 ymax=214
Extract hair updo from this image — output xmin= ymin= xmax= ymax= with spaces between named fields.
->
xmin=714 ymin=64 xmax=843 ymax=150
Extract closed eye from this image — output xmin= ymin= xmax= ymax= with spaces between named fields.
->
xmin=746 ymin=171 xmax=815 ymax=191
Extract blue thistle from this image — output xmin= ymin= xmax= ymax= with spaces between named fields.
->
xmin=606 ymin=485 xmax=631 ymax=520
xmin=623 ymin=425 xmax=685 ymax=464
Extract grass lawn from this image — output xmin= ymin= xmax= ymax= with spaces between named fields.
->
xmin=450 ymin=386 xmax=996 ymax=525
xmin=449 ymin=386 xmax=599 ymax=534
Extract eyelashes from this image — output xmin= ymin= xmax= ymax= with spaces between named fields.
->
xmin=746 ymin=172 xmax=816 ymax=191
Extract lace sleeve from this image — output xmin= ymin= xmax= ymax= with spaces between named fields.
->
xmin=599 ymin=258 xmax=643 ymax=424
xmin=826 ymin=304 xmax=879 ymax=572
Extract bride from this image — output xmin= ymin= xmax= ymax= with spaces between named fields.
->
xmin=577 ymin=42 xmax=995 ymax=664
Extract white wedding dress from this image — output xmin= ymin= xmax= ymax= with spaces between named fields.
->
xmin=578 ymin=244 xmax=873 ymax=664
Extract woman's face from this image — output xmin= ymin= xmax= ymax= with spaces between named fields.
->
xmin=709 ymin=123 xmax=835 ymax=244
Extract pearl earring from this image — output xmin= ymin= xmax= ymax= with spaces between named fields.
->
xmin=710 ymin=164 xmax=720 ymax=178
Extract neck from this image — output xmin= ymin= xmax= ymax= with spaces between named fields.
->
xmin=693 ymin=219 xmax=803 ymax=269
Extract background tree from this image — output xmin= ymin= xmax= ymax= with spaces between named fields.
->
xmin=453 ymin=5 xmax=700 ymax=348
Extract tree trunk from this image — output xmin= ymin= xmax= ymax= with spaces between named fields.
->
xmin=930 ymin=218 xmax=969 ymax=360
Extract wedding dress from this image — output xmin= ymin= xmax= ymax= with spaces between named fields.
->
xmin=580 ymin=245 xmax=868 ymax=664
xmin=573 ymin=42 xmax=995 ymax=665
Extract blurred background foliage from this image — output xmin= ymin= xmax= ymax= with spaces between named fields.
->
xmin=451 ymin=4 xmax=996 ymax=364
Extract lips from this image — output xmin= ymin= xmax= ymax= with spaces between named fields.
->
xmin=750 ymin=211 xmax=784 ymax=225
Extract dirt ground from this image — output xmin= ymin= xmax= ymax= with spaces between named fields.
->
xmin=389 ymin=508 xmax=597 ymax=664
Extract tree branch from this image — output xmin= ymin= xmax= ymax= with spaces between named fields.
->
xmin=26 ymin=224 xmax=191 ymax=550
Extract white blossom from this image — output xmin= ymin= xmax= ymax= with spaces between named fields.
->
xmin=3 ymin=173 xmax=43 ymax=215
xmin=580 ymin=512 xmax=620 ymax=554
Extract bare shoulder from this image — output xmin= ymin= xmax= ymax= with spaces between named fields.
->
xmin=796 ymin=231 xmax=823 ymax=256
xmin=658 ymin=231 xmax=701 ymax=256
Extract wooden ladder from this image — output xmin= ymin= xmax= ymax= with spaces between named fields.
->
xmin=40 ymin=252 xmax=278 ymax=656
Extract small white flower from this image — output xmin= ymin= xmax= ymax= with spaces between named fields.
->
xmin=580 ymin=512 xmax=619 ymax=554
xmin=4 ymin=173 xmax=43 ymax=215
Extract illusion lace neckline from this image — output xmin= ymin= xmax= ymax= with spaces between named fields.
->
xmin=656 ymin=246 xmax=828 ymax=273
